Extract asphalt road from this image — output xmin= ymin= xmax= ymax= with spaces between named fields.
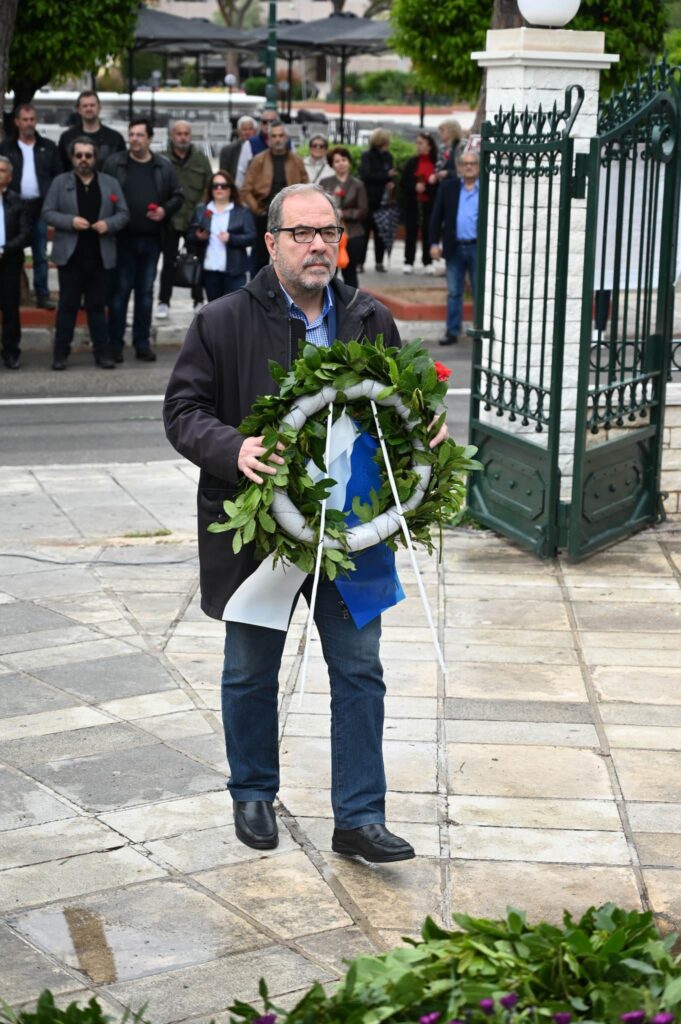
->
xmin=0 ymin=338 xmax=473 ymax=467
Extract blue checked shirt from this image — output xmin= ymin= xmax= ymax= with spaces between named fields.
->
xmin=279 ymin=283 xmax=333 ymax=347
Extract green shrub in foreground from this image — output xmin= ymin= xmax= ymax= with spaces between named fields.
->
xmin=3 ymin=906 xmax=681 ymax=1024
xmin=231 ymin=905 xmax=681 ymax=1024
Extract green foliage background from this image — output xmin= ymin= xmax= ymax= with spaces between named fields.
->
xmin=390 ymin=0 xmax=667 ymax=104
xmin=8 ymin=0 xmax=138 ymax=105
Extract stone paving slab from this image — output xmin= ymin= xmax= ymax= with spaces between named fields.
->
xmin=2 ymin=460 xmax=681 ymax=1020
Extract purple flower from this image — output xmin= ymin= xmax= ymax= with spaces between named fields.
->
xmin=620 ymin=1014 xmax=646 ymax=1024
xmin=500 ymin=994 xmax=519 ymax=1010
xmin=553 ymin=1014 xmax=572 ymax=1024
xmin=651 ymin=1017 xmax=674 ymax=1024
xmin=252 ymin=1016 xmax=276 ymax=1024
xmin=480 ymin=999 xmax=495 ymax=1016
xmin=420 ymin=1014 xmax=441 ymax=1024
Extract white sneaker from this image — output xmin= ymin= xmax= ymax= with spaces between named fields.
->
xmin=424 ymin=264 xmax=436 ymax=275
xmin=156 ymin=302 xmax=169 ymax=319
xmin=403 ymin=264 xmax=413 ymax=274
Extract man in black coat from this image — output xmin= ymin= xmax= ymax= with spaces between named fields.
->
xmin=218 ymin=114 xmax=256 ymax=181
xmin=57 ymin=91 xmax=126 ymax=172
xmin=164 ymin=182 xmax=448 ymax=862
xmin=0 ymin=104 xmax=61 ymax=309
xmin=103 ymin=119 xmax=183 ymax=362
xmin=0 ymin=155 xmax=31 ymax=369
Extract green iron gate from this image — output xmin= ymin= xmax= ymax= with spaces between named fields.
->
xmin=569 ymin=64 xmax=681 ymax=558
xmin=468 ymin=65 xmax=681 ymax=559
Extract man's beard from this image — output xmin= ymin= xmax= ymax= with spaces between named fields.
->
xmin=297 ymin=254 xmax=334 ymax=292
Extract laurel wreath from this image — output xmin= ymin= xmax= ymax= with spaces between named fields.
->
xmin=208 ymin=337 xmax=481 ymax=581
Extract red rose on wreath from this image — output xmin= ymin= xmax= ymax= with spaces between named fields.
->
xmin=434 ymin=361 xmax=451 ymax=382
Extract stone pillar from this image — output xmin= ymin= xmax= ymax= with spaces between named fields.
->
xmin=471 ymin=28 xmax=618 ymax=500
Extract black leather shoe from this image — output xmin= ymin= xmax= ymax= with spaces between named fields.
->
xmin=94 ymin=351 xmax=115 ymax=369
xmin=51 ymin=358 xmax=67 ymax=371
xmin=135 ymin=348 xmax=157 ymax=362
xmin=36 ymin=295 xmax=55 ymax=310
xmin=332 ymin=823 xmax=415 ymax=863
xmin=439 ymin=335 xmax=458 ymax=346
xmin=233 ymin=800 xmax=278 ymax=850
xmin=2 ymin=353 xmax=20 ymax=370
xmin=112 ymin=349 xmax=124 ymax=363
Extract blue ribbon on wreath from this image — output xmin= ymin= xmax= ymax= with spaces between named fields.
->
xmin=335 ymin=428 xmax=405 ymax=629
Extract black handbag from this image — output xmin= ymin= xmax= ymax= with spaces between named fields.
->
xmin=173 ymin=248 xmax=202 ymax=289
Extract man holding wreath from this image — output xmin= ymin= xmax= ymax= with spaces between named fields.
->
xmin=164 ymin=183 xmax=448 ymax=863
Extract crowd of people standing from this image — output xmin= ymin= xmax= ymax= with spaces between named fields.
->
xmin=0 ymin=93 xmax=480 ymax=370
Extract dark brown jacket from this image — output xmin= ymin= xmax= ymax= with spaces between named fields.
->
xmin=163 ymin=265 xmax=401 ymax=619
xmin=321 ymin=175 xmax=368 ymax=240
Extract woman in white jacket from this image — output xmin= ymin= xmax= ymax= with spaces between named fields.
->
xmin=303 ymin=134 xmax=335 ymax=185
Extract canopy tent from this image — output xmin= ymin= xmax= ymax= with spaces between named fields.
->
xmin=129 ymin=6 xmax=256 ymax=117
xmin=247 ymin=13 xmax=393 ymax=141
xmin=133 ymin=6 xmax=253 ymax=51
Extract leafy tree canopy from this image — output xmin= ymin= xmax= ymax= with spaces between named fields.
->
xmin=390 ymin=0 xmax=666 ymax=103
xmin=8 ymin=0 xmax=138 ymax=107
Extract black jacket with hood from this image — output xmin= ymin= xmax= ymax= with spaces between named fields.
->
xmin=163 ymin=265 xmax=401 ymax=619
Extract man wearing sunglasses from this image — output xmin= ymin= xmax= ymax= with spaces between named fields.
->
xmin=165 ymin=183 xmax=449 ymax=865
xmin=42 ymin=138 xmax=130 ymax=370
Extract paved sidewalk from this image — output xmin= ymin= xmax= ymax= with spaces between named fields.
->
xmin=2 ymin=460 xmax=681 ymax=1021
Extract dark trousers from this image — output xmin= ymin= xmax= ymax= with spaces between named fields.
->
xmin=108 ymin=235 xmax=161 ymax=353
xmin=221 ymin=578 xmax=386 ymax=829
xmin=0 ymin=255 xmax=22 ymax=357
xmin=25 ymin=199 xmax=49 ymax=299
xmin=404 ymin=199 xmax=434 ymax=267
xmin=54 ymin=260 xmax=111 ymax=359
xmin=253 ymin=214 xmax=270 ymax=274
xmin=158 ymin=226 xmax=203 ymax=306
xmin=340 ymin=235 xmax=364 ymax=289
xmin=203 ymin=269 xmax=247 ymax=302
xmin=362 ymin=211 xmax=386 ymax=268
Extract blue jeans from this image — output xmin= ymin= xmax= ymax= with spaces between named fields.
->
xmin=108 ymin=235 xmax=161 ymax=352
xmin=221 ymin=577 xmax=386 ymax=829
xmin=446 ymin=241 xmax=476 ymax=337
xmin=31 ymin=216 xmax=49 ymax=299
xmin=203 ymin=269 xmax=246 ymax=302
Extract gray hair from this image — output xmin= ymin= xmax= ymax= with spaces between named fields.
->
xmin=237 ymin=115 xmax=256 ymax=129
xmin=267 ymin=183 xmax=338 ymax=233
xmin=169 ymin=119 xmax=192 ymax=134
xmin=0 ymin=155 xmax=12 ymax=173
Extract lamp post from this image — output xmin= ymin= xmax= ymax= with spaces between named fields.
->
xmin=265 ymin=0 xmax=277 ymax=109
xmin=150 ymin=68 xmax=162 ymax=129
xmin=224 ymin=72 xmax=237 ymax=129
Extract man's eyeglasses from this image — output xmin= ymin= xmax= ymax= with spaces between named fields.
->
xmin=261 ymin=118 xmax=276 ymax=125
xmin=74 ymin=153 xmax=94 ymax=160
xmin=272 ymin=225 xmax=343 ymax=244
xmin=212 ymin=182 xmax=230 ymax=189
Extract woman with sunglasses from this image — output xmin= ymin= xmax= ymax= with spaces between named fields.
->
xmin=303 ymin=134 xmax=335 ymax=185
xmin=188 ymin=173 xmax=256 ymax=301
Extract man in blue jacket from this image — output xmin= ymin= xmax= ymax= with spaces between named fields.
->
xmin=429 ymin=150 xmax=479 ymax=345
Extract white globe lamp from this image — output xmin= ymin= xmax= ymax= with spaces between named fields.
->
xmin=517 ymin=0 xmax=581 ymax=27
